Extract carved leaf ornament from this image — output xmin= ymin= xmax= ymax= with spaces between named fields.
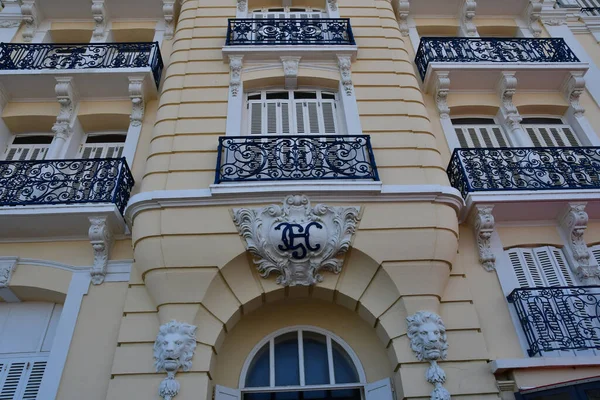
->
xmin=232 ymin=195 xmax=360 ymax=286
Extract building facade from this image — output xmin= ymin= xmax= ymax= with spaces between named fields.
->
xmin=0 ymin=0 xmax=600 ymax=399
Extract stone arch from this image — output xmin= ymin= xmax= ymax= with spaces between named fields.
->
xmin=243 ymin=67 xmax=340 ymax=92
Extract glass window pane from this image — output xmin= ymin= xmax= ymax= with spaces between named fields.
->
xmin=331 ymin=341 xmax=359 ymax=384
xmin=331 ymin=389 xmax=361 ymax=400
xmin=246 ymin=343 xmax=271 ymax=388
xmin=302 ymin=332 xmax=329 ymax=385
xmin=245 ymin=393 xmax=272 ymax=400
xmin=275 ymin=332 xmax=300 ymax=386
xmin=275 ymin=392 xmax=300 ymax=400
xmin=585 ymin=389 xmax=600 ymax=400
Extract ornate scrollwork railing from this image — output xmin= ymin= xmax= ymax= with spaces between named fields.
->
xmin=225 ymin=18 xmax=355 ymax=45
xmin=0 ymin=42 xmax=164 ymax=88
xmin=0 ymin=158 xmax=134 ymax=215
xmin=415 ymin=37 xmax=580 ymax=80
xmin=581 ymin=7 xmax=600 ymax=15
xmin=508 ymin=286 xmax=600 ymax=356
xmin=447 ymin=147 xmax=600 ymax=199
xmin=215 ymin=135 xmax=379 ymax=183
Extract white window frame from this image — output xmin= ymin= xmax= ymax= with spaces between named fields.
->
xmin=77 ymin=131 xmax=127 ymax=159
xmin=520 ymin=116 xmax=582 ymax=147
xmin=451 ymin=116 xmax=513 ymax=148
xmin=251 ymin=7 xmax=327 ymax=18
xmin=238 ymin=3 xmax=340 ymax=18
xmin=239 ymin=325 xmax=367 ymax=391
xmin=2 ymin=133 xmax=54 ymax=161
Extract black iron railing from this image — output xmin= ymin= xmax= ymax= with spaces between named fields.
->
xmin=215 ymin=135 xmax=379 ymax=183
xmin=0 ymin=42 xmax=164 ymax=88
xmin=0 ymin=158 xmax=134 ymax=215
xmin=581 ymin=7 xmax=600 ymax=15
xmin=415 ymin=37 xmax=580 ymax=80
xmin=225 ymin=18 xmax=355 ymax=45
xmin=447 ymin=147 xmax=600 ymax=199
xmin=508 ymin=286 xmax=600 ymax=356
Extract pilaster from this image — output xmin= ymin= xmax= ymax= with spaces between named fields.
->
xmin=497 ymin=72 xmax=532 ymax=147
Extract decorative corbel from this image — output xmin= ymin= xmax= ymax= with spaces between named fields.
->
xmin=562 ymin=72 xmax=586 ymax=117
xmin=163 ymin=0 xmax=177 ymax=40
xmin=88 ymin=216 xmax=114 ymax=285
xmin=327 ymin=0 xmax=338 ymax=12
xmin=52 ymin=77 xmax=78 ymax=140
xmin=128 ymin=76 xmax=146 ymax=127
xmin=229 ymin=55 xmax=243 ymax=97
xmin=237 ymin=0 xmax=248 ymax=13
xmin=0 ymin=0 xmax=23 ymax=29
xmin=434 ymin=72 xmax=450 ymax=119
xmin=472 ymin=205 xmax=496 ymax=272
xmin=560 ymin=203 xmax=600 ymax=284
xmin=20 ymin=0 xmax=39 ymax=43
xmin=91 ymin=0 xmax=108 ymax=40
xmin=526 ymin=0 xmax=543 ymax=38
xmin=461 ymin=0 xmax=477 ymax=37
xmin=337 ymin=55 xmax=353 ymax=96
xmin=497 ymin=72 xmax=523 ymax=135
xmin=0 ymin=257 xmax=17 ymax=289
xmin=396 ymin=0 xmax=410 ymax=36
xmin=281 ymin=57 xmax=301 ymax=90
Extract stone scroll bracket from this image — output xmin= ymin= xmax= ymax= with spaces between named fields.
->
xmin=91 ymin=0 xmax=108 ymax=41
xmin=460 ymin=0 xmax=478 ymax=37
xmin=337 ymin=55 xmax=354 ymax=96
xmin=395 ymin=0 xmax=410 ymax=36
xmin=20 ymin=0 xmax=40 ymax=43
xmin=229 ymin=55 xmax=244 ymax=98
xmin=281 ymin=56 xmax=301 ymax=91
xmin=163 ymin=0 xmax=180 ymax=40
xmin=128 ymin=76 xmax=147 ymax=127
xmin=562 ymin=72 xmax=586 ymax=118
xmin=525 ymin=0 xmax=543 ymax=37
xmin=435 ymin=72 xmax=450 ymax=119
xmin=88 ymin=216 xmax=114 ymax=285
xmin=470 ymin=204 xmax=496 ymax=272
xmin=47 ymin=77 xmax=80 ymax=159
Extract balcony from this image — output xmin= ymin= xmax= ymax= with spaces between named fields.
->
xmin=0 ymin=158 xmax=134 ymax=240
xmin=214 ymin=135 xmax=379 ymax=184
xmin=415 ymin=38 xmax=587 ymax=94
xmin=507 ymin=286 xmax=600 ymax=356
xmin=0 ymin=42 xmax=163 ymax=100
xmin=222 ymin=18 xmax=357 ymax=62
xmin=448 ymin=147 xmax=600 ymax=221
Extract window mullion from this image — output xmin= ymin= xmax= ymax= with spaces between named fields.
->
xmin=298 ymin=330 xmax=305 ymax=386
xmin=269 ymin=338 xmax=275 ymax=388
xmin=326 ymin=335 xmax=335 ymax=385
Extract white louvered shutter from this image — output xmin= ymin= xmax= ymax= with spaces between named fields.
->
xmin=0 ymin=358 xmax=48 ymax=400
xmin=249 ymin=102 xmax=262 ymax=135
xmin=454 ymin=125 xmax=509 ymax=148
xmin=294 ymin=100 xmax=328 ymax=135
xmin=524 ymin=125 xmax=581 ymax=147
xmin=591 ymin=244 xmax=600 ymax=267
xmin=21 ymin=360 xmax=46 ymax=400
xmin=0 ymin=361 xmax=27 ymax=400
xmin=321 ymin=101 xmax=337 ymax=134
xmin=4 ymin=145 xmax=48 ymax=161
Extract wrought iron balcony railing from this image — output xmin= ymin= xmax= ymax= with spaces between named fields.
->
xmin=225 ymin=18 xmax=355 ymax=46
xmin=0 ymin=158 xmax=134 ymax=215
xmin=447 ymin=147 xmax=600 ymax=199
xmin=215 ymin=135 xmax=379 ymax=183
xmin=581 ymin=7 xmax=600 ymax=15
xmin=508 ymin=286 xmax=600 ymax=356
xmin=415 ymin=37 xmax=580 ymax=80
xmin=0 ymin=42 xmax=164 ymax=89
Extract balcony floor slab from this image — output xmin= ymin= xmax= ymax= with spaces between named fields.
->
xmin=222 ymin=45 xmax=358 ymax=63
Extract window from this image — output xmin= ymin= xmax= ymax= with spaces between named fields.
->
xmin=78 ymin=133 xmax=126 ymax=159
xmin=521 ymin=118 xmax=581 ymax=147
xmin=506 ymin=246 xmax=575 ymax=288
xmin=0 ymin=302 xmax=62 ymax=400
xmin=252 ymin=8 xmax=326 ymax=19
xmin=2 ymin=135 xmax=52 ymax=161
xmin=516 ymin=378 xmax=600 ymax=400
xmin=452 ymin=118 xmax=509 ymax=148
xmin=247 ymin=90 xmax=339 ymax=136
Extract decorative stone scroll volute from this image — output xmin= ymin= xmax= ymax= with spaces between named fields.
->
xmin=473 ymin=205 xmax=496 ymax=272
xmin=232 ymin=195 xmax=361 ymax=286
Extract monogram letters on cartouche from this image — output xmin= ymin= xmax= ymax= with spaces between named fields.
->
xmin=232 ymin=195 xmax=361 ymax=286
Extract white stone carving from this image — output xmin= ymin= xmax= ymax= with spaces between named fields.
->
xmin=88 ymin=216 xmax=114 ymax=285
xmin=407 ymin=311 xmax=450 ymax=400
xmin=327 ymin=0 xmax=338 ymax=11
xmin=232 ymin=195 xmax=361 ymax=286
xmin=560 ymin=203 xmax=600 ymax=284
xmin=129 ymin=76 xmax=146 ymax=127
xmin=0 ymin=257 xmax=17 ymax=288
xmin=563 ymin=72 xmax=586 ymax=117
xmin=497 ymin=72 xmax=523 ymax=135
xmin=237 ymin=0 xmax=248 ymax=13
xmin=473 ymin=205 xmax=496 ymax=272
xmin=526 ymin=0 xmax=543 ymax=38
xmin=52 ymin=77 xmax=78 ymax=140
xmin=396 ymin=0 xmax=410 ymax=36
xmin=20 ymin=0 xmax=39 ymax=43
xmin=163 ymin=0 xmax=177 ymax=40
xmin=229 ymin=55 xmax=243 ymax=97
xmin=337 ymin=55 xmax=353 ymax=96
xmin=435 ymin=72 xmax=450 ymax=119
xmin=91 ymin=0 xmax=107 ymax=40
xmin=461 ymin=0 xmax=477 ymax=37
xmin=281 ymin=56 xmax=301 ymax=90
xmin=154 ymin=321 xmax=198 ymax=400
xmin=0 ymin=19 xmax=21 ymax=28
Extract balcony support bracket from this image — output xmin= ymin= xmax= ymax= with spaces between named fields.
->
xmin=20 ymin=0 xmax=39 ymax=43
xmin=460 ymin=0 xmax=478 ymax=37
xmin=337 ymin=55 xmax=354 ymax=96
xmin=562 ymin=72 xmax=586 ymax=117
xmin=91 ymin=0 xmax=108 ymax=41
xmin=89 ymin=216 xmax=114 ymax=285
xmin=163 ymin=0 xmax=178 ymax=40
xmin=0 ymin=257 xmax=17 ymax=289
xmin=525 ymin=0 xmax=543 ymax=37
xmin=229 ymin=55 xmax=243 ymax=98
xmin=471 ymin=205 xmax=496 ymax=272
xmin=396 ymin=0 xmax=410 ymax=36
xmin=281 ymin=56 xmax=301 ymax=90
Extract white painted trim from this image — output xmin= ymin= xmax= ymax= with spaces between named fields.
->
xmin=37 ymin=272 xmax=90 ymax=400
xmin=0 ymin=288 xmax=20 ymax=302
xmin=222 ymin=46 xmax=358 ymax=62
xmin=238 ymin=325 xmax=367 ymax=389
xmin=210 ymin=181 xmax=382 ymax=194
xmin=125 ymin=184 xmax=465 ymax=221
xmin=491 ymin=356 xmax=600 ymax=374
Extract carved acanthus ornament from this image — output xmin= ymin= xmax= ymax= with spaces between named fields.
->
xmin=560 ymin=203 xmax=600 ymax=284
xmin=52 ymin=78 xmax=78 ymax=140
xmin=563 ymin=72 xmax=586 ymax=117
xmin=88 ymin=216 xmax=114 ymax=285
xmin=154 ymin=321 xmax=197 ymax=400
xmin=20 ymin=0 xmax=39 ymax=43
xmin=337 ymin=55 xmax=354 ymax=96
xmin=232 ymin=195 xmax=361 ymax=286
xmin=129 ymin=77 xmax=146 ymax=127
xmin=498 ymin=72 xmax=523 ymax=134
xmin=91 ymin=0 xmax=107 ymax=40
xmin=281 ymin=56 xmax=301 ymax=90
xmin=461 ymin=0 xmax=477 ymax=37
xmin=237 ymin=0 xmax=248 ymax=13
xmin=435 ymin=72 xmax=450 ymax=119
xmin=526 ymin=0 xmax=543 ymax=37
xmin=473 ymin=205 xmax=496 ymax=272
xmin=163 ymin=0 xmax=177 ymax=40
xmin=407 ymin=311 xmax=451 ymax=400
xmin=0 ymin=258 xmax=17 ymax=289
xmin=229 ymin=56 xmax=243 ymax=97
xmin=396 ymin=0 xmax=410 ymax=36
xmin=327 ymin=0 xmax=338 ymax=12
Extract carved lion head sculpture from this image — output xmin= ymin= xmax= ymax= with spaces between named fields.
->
xmin=406 ymin=311 xmax=448 ymax=362
xmin=154 ymin=321 xmax=197 ymax=374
